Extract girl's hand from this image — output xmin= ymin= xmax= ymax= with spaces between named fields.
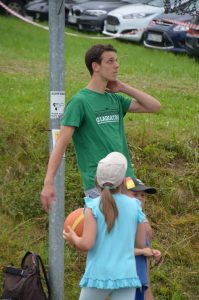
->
xmin=143 ymin=247 xmax=154 ymax=257
xmin=152 ymin=249 xmax=162 ymax=264
xmin=63 ymin=227 xmax=77 ymax=246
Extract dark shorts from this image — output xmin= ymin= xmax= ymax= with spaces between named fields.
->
xmin=135 ymin=286 xmax=148 ymax=300
xmin=84 ymin=187 xmax=100 ymax=199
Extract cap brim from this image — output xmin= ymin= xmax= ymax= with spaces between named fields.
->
xmin=131 ymin=186 xmax=157 ymax=194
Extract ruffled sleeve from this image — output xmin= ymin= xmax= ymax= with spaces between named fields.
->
xmin=84 ymin=196 xmax=99 ymax=219
xmin=136 ymin=200 xmax=146 ymax=224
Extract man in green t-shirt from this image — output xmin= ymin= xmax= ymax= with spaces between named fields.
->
xmin=41 ymin=44 xmax=160 ymax=212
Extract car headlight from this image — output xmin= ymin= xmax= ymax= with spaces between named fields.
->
xmin=173 ymin=25 xmax=189 ymax=32
xmin=85 ymin=10 xmax=107 ymax=16
xmin=123 ymin=13 xmax=153 ymax=19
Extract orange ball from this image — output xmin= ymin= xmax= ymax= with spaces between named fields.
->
xmin=64 ymin=208 xmax=84 ymax=237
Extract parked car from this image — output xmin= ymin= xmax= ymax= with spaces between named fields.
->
xmin=103 ymin=0 xmax=191 ymax=43
xmin=67 ymin=0 xmax=130 ymax=32
xmin=25 ymin=0 xmax=48 ymax=20
xmin=1 ymin=0 xmax=31 ymax=15
xmin=185 ymin=13 xmax=199 ymax=58
xmin=143 ymin=12 xmax=194 ymax=53
xmin=24 ymin=0 xmax=88 ymax=21
xmin=103 ymin=0 xmax=166 ymax=42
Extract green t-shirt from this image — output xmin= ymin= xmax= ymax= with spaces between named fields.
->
xmin=61 ymin=88 xmax=135 ymax=190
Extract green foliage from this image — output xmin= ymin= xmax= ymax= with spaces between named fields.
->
xmin=0 ymin=16 xmax=199 ymax=299
xmin=0 ymin=117 xmax=49 ymax=218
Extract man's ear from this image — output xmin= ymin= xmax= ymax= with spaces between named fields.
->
xmin=92 ymin=62 xmax=100 ymax=73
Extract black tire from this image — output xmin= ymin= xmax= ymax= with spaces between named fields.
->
xmin=6 ymin=0 xmax=25 ymax=15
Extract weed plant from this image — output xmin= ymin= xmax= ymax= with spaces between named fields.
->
xmin=0 ymin=16 xmax=199 ymax=299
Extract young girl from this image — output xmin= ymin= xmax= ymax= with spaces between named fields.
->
xmin=63 ymin=152 xmax=146 ymax=300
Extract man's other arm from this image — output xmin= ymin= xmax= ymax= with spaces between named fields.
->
xmin=40 ymin=126 xmax=75 ymax=212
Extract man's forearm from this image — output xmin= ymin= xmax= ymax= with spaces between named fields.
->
xmin=120 ymin=83 xmax=161 ymax=113
xmin=44 ymin=126 xmax=75 ymax=184
xmin=44 ymin=145 xmax=65 ymax=184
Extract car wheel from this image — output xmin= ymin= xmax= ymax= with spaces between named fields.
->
xmin=6 ymin=0 xmax=25 ymax=15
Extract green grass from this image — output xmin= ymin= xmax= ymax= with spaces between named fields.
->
xmin=0 ymin=16 xmax=199 ymax=299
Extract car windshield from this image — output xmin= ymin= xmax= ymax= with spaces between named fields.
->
xmin=193 ymin=0 xmax=199 ymax=14
xmin=147 ymin=0 xmax=193 ymax=7
xmin=121 ymin=0 xmax=151 ymax=3
xmin=146 ymin=0 xmax=164 ymax=7
xmin=66 ymin=0 xmax=84 ymax=3
xmin=101 ymin=0 xmax=125 ymax=1
xmin=65 ymin=0 xmax=94 ymax=3
xmin=194 ymin=14 xmax=199 ymax=23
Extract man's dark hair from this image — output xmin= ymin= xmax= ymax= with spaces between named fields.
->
xmin=85 ymin=44 xmax=117 ymax=75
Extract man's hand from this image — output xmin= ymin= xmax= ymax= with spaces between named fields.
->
xmin=106 ymin=80 xmax=124 ymax=93
xmin=40 ymin=181 xmax=56 ymax=212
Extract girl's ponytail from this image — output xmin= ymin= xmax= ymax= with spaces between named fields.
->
xmin=96 ymin=152 xmax=127 ymax=232
xmin=100 ymin=188 xmax=118 ymax=232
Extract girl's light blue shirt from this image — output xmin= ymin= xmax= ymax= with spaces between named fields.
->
xmin=80 ymin=194 xmax=146 ymax=289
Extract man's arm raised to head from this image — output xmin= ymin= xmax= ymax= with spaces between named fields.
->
xmin=106 ymin=80 xmax=161 ymax=113
xmin=124 ymin=84 xmax=161 ymax=113
xmin=40 ymin=126 xmax=75 ymax=212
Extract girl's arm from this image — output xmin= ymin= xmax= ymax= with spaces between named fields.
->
xmin=135 ymin=222 xmax=145 ymax=249
xmin=134 ymin=247 xmax=154 ymax=256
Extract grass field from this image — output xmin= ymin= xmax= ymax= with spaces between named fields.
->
xmin=0 ymin=15 xmax=199 ymax=299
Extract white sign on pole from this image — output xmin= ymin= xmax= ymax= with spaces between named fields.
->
xmin=50 ymin=91 xmax=65 ymax=119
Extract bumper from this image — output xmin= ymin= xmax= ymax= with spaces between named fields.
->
xmin=103 ymin=18 xmax=150 ymax=42
xmin=77 ymin=16 xmax=105 ymax=32
xmin=186 ymin=36 xmax=199 ymax=57
xmin=25 ymin=10 xmax=48 ymax=20
xmin=144 ymin=29 xmax=187 ymax=53
xmin=103 ymin=27 xmax=143 ymax=42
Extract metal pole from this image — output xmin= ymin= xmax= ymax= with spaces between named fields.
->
xmin=48 ymin=0 xmax=65 ymax=299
